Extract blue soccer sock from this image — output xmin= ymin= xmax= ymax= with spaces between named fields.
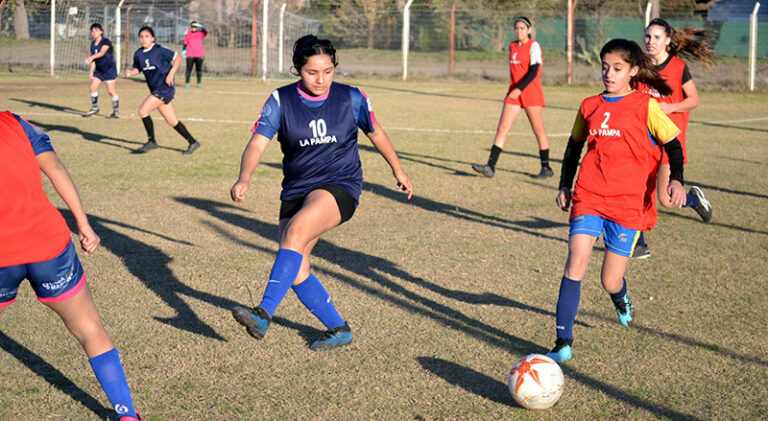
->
xmin=609 ymin=277 xmax=628 ymax=304
xmin=684 ymin=192 xmax=699 ymax=208
xmin=293 ymin=274 xmax=345 ymax=329
xmin=88 ymin=348 xmax=137 ymax=419
xmin=555 ymin=276 xmax=581 ymax=341
xmin=90 ymin=92 xmax=98 ymax=108
xmin=259 ymin=248 xmax=303 ymax=317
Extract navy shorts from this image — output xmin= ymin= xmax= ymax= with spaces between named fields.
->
xmin=0 ymin=241 xmax=86 ymax=308
xmin=94 ymin=67 xmax=118 ymax=82
xmin=152 ymin=93 xmax=174 ymax=104
xmin=280 ymin=184 xmax=357 ymax=225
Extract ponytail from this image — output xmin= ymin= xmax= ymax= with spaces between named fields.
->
xmin=647 ymin=18 xmax=715 ymax=66
xmin=601 ymin=38 xmax=672 ymax=97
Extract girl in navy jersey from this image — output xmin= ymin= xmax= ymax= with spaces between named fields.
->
xmin=632 ymin=18 xmax=714 ymax=258
xmin=546 ymin=39 xmax=685 ymax=363
xmin=83 ymin=23 xmax=119 ymax=118
xmin=472 ymin=16 xmax=553 ymax=179
xmin=230 ymin=35 xmax=413 ymax=351
xmin=124 ymin=26 xmax=201 ymax=155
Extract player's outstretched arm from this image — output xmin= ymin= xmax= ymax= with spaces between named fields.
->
xmin=231 ymin=133 xmax=270 ymax=202
xmin=36 ymin=152 xmax=100 ymax=255
xmin=365 ymin=121 xmax=413 ymax=199
xmin=124 ymin=67 xmax=140 ymax=78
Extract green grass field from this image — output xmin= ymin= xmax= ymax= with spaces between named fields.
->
xmin=0 ymin=74 xmax=767 ymax=420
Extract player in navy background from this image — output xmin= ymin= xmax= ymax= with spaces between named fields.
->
xmin=83 ymin=23 xmax=119 ymax=118
xmin=230 ymin=35 xmax=413 ymax=351
xmin=124 ymin=26 xmax=201 ymax=155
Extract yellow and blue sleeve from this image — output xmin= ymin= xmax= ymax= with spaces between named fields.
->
xmin=647 ymin=99 xmax=680 ymax=144
xmin=570 ymin=110 xmax=588 ymax=142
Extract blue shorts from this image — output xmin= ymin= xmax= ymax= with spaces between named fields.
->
xmin=569 ymin=214 xmax=641 ymax=258
xmin=94 ymin=67 xmax=118 ymax=82
xmin=0 ymin=241 xmax=86 ymax=308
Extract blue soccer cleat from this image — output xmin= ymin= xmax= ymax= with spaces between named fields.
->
xmin=546 ymin=338 xmax=573 ymax=363
xmin=613 ymin=294 xmax=635 ymax=327
xmin=231 ymin=305 xmax=271 ymax=339
xmin=309 ymin=323 xmax=353 ymax=351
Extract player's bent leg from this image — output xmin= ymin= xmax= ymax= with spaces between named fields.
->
xmin=563 ymin=234 xmax=597 ymax=280
xmin=83 ymin=79 xmax=102 ymax=117
xmin=601 ymin=251 xmax=634 ymax=327
xmin=43 ymin=282 xmax=114 ymax=357
xmin=280 ymin=190 xmax=342 ymax=252
xmin=157 ymin=102 xmax=179 ymax=127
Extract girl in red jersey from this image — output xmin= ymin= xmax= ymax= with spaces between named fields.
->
xmin=0 ymin=111 xmax=143 ymax=420
xmin=472 ymin=16 xmax=553 ymax=179
xmin=545 ymin=39 xmax=686 ymax=363
xmin=632 ymin=18 xmax=715 ymax=258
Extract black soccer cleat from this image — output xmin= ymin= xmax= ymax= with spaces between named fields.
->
xmin=471 ymin=163 xmax=495 ymax=178
xmin=135 ymin=141 xmax=159 ymax=153
xmin=82 ymin=107 xmax=99 ymax=117
xmin=183 ymin=141 xmax=201 ymax=155
xmin=533 ymin=166 xmax=554 ymax=179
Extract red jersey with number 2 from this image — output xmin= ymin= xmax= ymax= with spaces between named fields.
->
xmin=570 ymin=90 xmax=679 ymax=231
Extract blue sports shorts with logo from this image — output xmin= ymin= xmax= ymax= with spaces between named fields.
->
xmin=0 ymin=240 xmax=86 ymax=308
xmin=569 ymin=214 xmax=641 ymax=258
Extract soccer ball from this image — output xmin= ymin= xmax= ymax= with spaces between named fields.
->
xmin=508 ymin=354 xmax=564 ymax=410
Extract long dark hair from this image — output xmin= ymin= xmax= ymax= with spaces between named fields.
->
xmin=291 ymin=35 xmax=338 ymax=75
xmin=600 ymin=38 xmax=672 ymax=97
xmin=646 ymin=18 xmax=715 ymax=66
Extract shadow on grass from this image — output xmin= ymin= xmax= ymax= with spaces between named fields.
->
xmin=687 ymin=179 xmax=768 ymax=201
xmin=179 ymin=197 xmax=702 ymax=419
xmin=261 ymin=162 xmax=568 ymax=243
xmin=657 ymin=209 xmax=768 ymax=236
xmin=60 ymin=210 xmax=231 ymax=341
xmin=0 ymin=331 xmax=112 ymax=418
xmin=358 ymin=143 xmax=562 ymax=179
xmin=417 ymin=357 xmax=515 ymax=407
xmin=177 ymin=197 xmax=551 ymax=352
xmin=417 ymin=356 xmax=704 ymax=420
xmin=59 ymin=210 xmax=313 ymax=343
xmin=27 ymin=119 xmax=144 ymax=152
xmin=353 ymin=83 xmax=578 ymax=112
xmin=580 ymin=310 xmax=768 ymax=368
xmin=690 ymin=119 xmax=768 ymax=134
xmin=10 ymin=98 xmax=84 ymax=115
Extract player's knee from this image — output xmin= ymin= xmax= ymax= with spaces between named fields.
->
xmin=280 ymin=224 xmax=309 ymax=250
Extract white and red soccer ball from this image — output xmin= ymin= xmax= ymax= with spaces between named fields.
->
xmin=508 ymin=354 xmax=564 ymax=410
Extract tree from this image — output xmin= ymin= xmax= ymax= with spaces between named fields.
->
xmin=12 ymin=0 xmax=30 ymax=39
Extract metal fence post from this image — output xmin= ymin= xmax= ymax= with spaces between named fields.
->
xmin=749 ymin=2 xmax=760 ymax=91
xmin=402 ymin=0 xmax=413 ymax=81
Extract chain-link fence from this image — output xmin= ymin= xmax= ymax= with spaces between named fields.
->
xmin=0 ymin=0 xmax=320 ymax=77
xmin=1 ymin=0 xmax=766 ymax=91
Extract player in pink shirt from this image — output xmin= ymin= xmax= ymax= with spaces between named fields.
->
xmin=182 ymin=21 xmax=207 ymax=88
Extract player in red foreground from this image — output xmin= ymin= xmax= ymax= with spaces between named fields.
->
xmin=0 ymin=111 xmax=142 ymax=420
xmin=546 ymin=39 xmax=685 ymax=363
xmin=472 ymin=16 xmax=553 ymax=179
xmin=632 ymin=18 xmax=715 ymax=259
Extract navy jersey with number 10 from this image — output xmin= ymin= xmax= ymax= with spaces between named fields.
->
xmin=277 ymin=82 xmax=363 ymax=203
